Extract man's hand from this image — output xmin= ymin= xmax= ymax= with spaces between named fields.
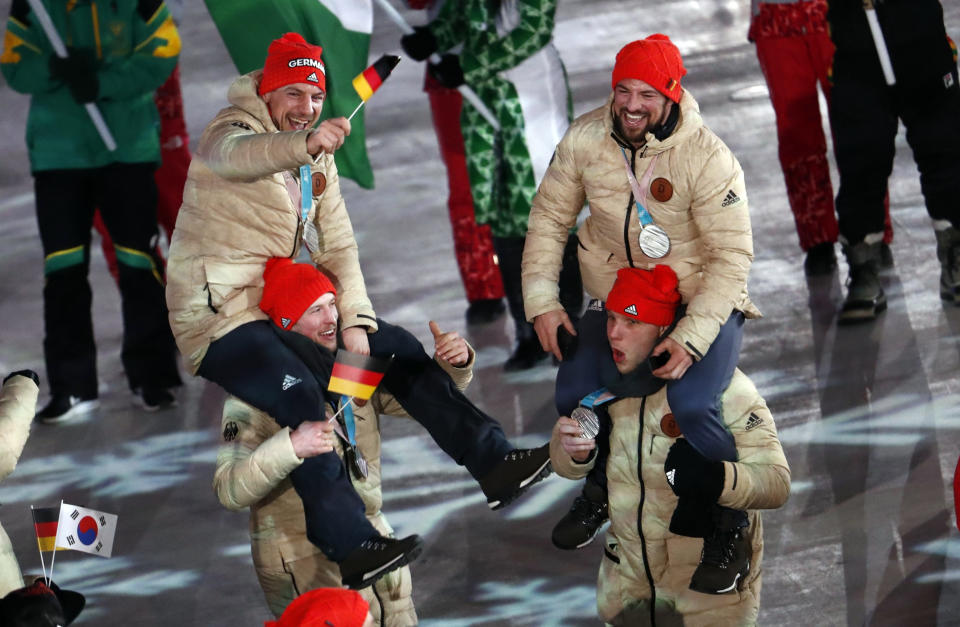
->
xmin=289 ymin=419 xmax=336 ymax=459
xmin=651 ymin=336 xmax=693 ymax=379
xmin=429 ymin=320 xmax=468 ymax=367
xmin=557 ymin=416 xmax=595 ymax=462
xmin=341 ymin=326 xmax=370 ymax=356
xmin=400 ymin=25 xmax=438 ymax=61
xmin=533 ymin=309 xmax=576 ymax=361
xmin=306 ymin=117 xmax=351 ymax=156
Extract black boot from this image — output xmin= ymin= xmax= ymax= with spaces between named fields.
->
xmin=493 ymin=236 xmax=548 ymax=371
xmin=839 ymin=239 xmax=886 ymax=324
xmin=465 ymin=298 xmax=506 ymax=325
xmin=478 ymin=444 xmax=552 ymax=510
xmin=552 ymin=478 xmax=608 ymax=549
xmin=338 ymin=534 xmax=424 ymax=590
xmin=935 ymin=226 xmax=960 ymax=304
xmin=689 ymin=506 xmax=751 ymax=595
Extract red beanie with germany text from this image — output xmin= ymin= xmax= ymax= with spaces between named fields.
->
xmin=259 ymin=32 xmax=326 ymax=95
xmin=612 ymin=34 xmax=687 ymax=103
xmin=605 ymin=265 xmax=681 ymax=326
xmin=260 ymin=258 xmax=336 ymax=330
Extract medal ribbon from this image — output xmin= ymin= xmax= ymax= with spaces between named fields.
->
xmin=619 ymin=148 xmax=662 ymax=227
xmin=298 ymin=164 xmax=312 ymax=223
xmin=339 ymin=395 xmax=357 ymax=446
xmin=579 ymin=387 xmax=616 ymax=409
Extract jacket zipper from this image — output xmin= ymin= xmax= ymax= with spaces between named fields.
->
xmin=635 ymin=396 xmax=658 ymax=626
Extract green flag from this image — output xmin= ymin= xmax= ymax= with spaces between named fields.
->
xmin=204 ymin=0 xmax=376 ymax=188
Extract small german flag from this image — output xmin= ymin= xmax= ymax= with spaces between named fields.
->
xmin=328 ymin=351 xmax=392 ymax=400
xmin=352 ymin=54 xmax=401 ymax=102
xmin=32 ymin=506 xmax=63 ymax=552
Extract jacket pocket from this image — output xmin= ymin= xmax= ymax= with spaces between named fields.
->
xmin=202 ymin=257 xmax=265 ymax=318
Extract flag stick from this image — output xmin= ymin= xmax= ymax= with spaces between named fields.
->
xmin=30 ymin=505 xmax=50 ymax=585
xmin=863 ymin=0 xmax=896 ymax=85
xmin=347 ymin=100 xmax=365 ymax=122
xmin=328 ymin=396 xmax=355 ymax=423
xmin=372 ymin=0 xmax=500 ymax=130
xmin=47 ymin=500 xmax=64 ymax=585
xmin=25 ymin=0 xmax=117 ymax=151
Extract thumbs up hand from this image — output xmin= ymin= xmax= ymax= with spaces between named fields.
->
xmin=429 ymin=320 xmax=469 ymax=367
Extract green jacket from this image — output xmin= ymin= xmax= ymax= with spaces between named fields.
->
xmin=1 ymin=0 xmax=180 ymax=171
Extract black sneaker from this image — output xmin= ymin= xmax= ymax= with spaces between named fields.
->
xmin=133 ymin=387 xmax=178 ymax=412
xmin=339 ymin=534 xmax=423 ymax=590
xmin=465 ymin=299 xmax=506 ymax=325
xmin=551 ymin=496 xmax=608 ymax=549
xmin=689 ymin=511 xmax=752 ymax=595
xmin=504 ymin=338 xmax=549 ymax=372
xmin=479 ymin=444 xmax=552 ymax=510
xmin=36 ymin=394 xmax=99 ymax=424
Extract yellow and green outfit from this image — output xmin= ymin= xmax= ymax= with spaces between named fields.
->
xmin=1 ymin=0 xmax=182 ymax=398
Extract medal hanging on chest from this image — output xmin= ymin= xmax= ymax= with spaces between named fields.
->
xmin=339 ymin=396 xmax=369 ymax=481
xmin=620 ymin=148 xmax=670 ymax=259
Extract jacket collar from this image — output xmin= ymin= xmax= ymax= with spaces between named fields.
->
xmin=605 ymin=89 xmax=704 ymax=156
xmin=227 ymin=70 xmax=279 ymax=133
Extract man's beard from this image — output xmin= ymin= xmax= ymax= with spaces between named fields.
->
xmin=612 ymin=111 xmax=653 ymax=146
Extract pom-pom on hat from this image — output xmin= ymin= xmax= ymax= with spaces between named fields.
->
xmin=605 ymin=265 xmax=681 ymax=326
xmin=264 ymin=588 xmax=370 ymax=627
xmin=260 ymin=258 xmax=336 ymax=330
xmin=259 ymin=32 xmax=326 ymax=95
xmin=612 ymin=34 xmax=687 ymax=103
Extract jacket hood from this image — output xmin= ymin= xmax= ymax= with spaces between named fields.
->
xmin=227 ymin=70 xmax=279 ymax=132
xmin=605 ymin=89 xmax=703 ymax=155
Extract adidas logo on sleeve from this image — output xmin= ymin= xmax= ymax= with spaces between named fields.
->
xmin=721 ymin=190 xmax=741 ymax=207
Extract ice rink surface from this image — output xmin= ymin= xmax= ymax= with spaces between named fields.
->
xmin=0 ymin=1 xmax=959 ymax=624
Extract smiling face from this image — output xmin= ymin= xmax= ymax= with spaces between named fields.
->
xmin=606 ymin=309 xmax=662 ymax=374
xmin=262 ymin=82 xmax=325 ymax=131
xmin=291 ymin=292 xmax=338 ymax=351
xmin=611 ymin=78 xmax=672 ymax=147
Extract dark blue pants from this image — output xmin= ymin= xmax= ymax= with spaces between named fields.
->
xmin=200 ymin=318 xmax=513 ymax=560
xmin=556 ymin=302 xmax=743 ymax=498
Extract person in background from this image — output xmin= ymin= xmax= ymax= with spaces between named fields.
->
xmin=1 ymin=0 xmax=183 ymax=421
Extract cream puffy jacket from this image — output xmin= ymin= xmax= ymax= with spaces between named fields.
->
xmin=213 ymin=346 xmax=475 ymax=624
xmin=166 ymin=71 xmax=375 ymax=374
xmin=550 ymin=370 xmax=790 ymax=626
xmin=0 ymin=374 xmax=38 ymax=596
xmin=523 ymin=90 xmax=761 ymax=360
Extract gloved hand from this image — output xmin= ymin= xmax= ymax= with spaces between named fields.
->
xmin=3 ymin=370 xmax=39 ymax=386
xmin=663 ymin=438 xmax=724 ymax=503
xmin=400 ymin=25 xmax=438 ymax=61
xmin=428 ymin=53 xmax=465 ymax=89
xmin=49 ymin=47 xmax=99 ymax=103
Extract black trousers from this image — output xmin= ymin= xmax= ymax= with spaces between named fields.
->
xmin=199 ymin=318 xmax=513 ymax=561
xmin=830 ymin=36 xmax=960 ymax=243
xmin=34 ymin=164 xmax=180 ymax=397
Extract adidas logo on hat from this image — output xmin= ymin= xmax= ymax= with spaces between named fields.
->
xmin=306 ymin=71 xmax=319 ymax=83
xmin=281 ymin=317 xmax=292 ymax=328
xmin=624 ymin=304 xmax=638 ymax=316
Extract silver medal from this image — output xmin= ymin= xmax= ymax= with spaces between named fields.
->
xmin=638 ymin=224 xmax=670 ymax=259
xmin=571 ymin=407 xmax=600 ymax=440
xmin=347 ymin=446 xmax=368 ymax=480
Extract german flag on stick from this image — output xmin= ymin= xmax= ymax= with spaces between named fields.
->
xmin=328 ymin=351 xmax=392 ymax=401
xmin=347 ymin=54 xmax=401 ymax=121
xmin=32 ymin=506 xmax=62 ymax=553
xmin=352 ymin=54 xmax=401 ymax=102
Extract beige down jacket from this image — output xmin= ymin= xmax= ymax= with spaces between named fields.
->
xmin=0 ymin=374 xmax=38 ymax=596
xmin=550 ymin=370 xmax=790 ymax=626
xmin=523 ymin=90 xmax=761 ymax=360
xmin=166 ymin=71 xmax=375 ymax=374
xmin=213 ymin=346 xmax=475 ymax=624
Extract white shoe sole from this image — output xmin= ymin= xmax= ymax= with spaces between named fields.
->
xmin=38 ymin=399 xmax=99 ymax=424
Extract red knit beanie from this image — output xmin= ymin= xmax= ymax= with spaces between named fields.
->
xmin=264 ymin=588 xmax=369 ymax=627
xmin=612 ymin=34 xmax=687 ymax=103
xmin=260 ymin=258 xmax=336 ymax=330
xmin=259 ymin=32 xmax=326 ymax=96
xmin=605 ymin=265 xmax=681 ymax=326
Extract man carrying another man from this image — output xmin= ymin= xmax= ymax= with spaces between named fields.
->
xmin=550 ymin=265 xmax=790 ymax=624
